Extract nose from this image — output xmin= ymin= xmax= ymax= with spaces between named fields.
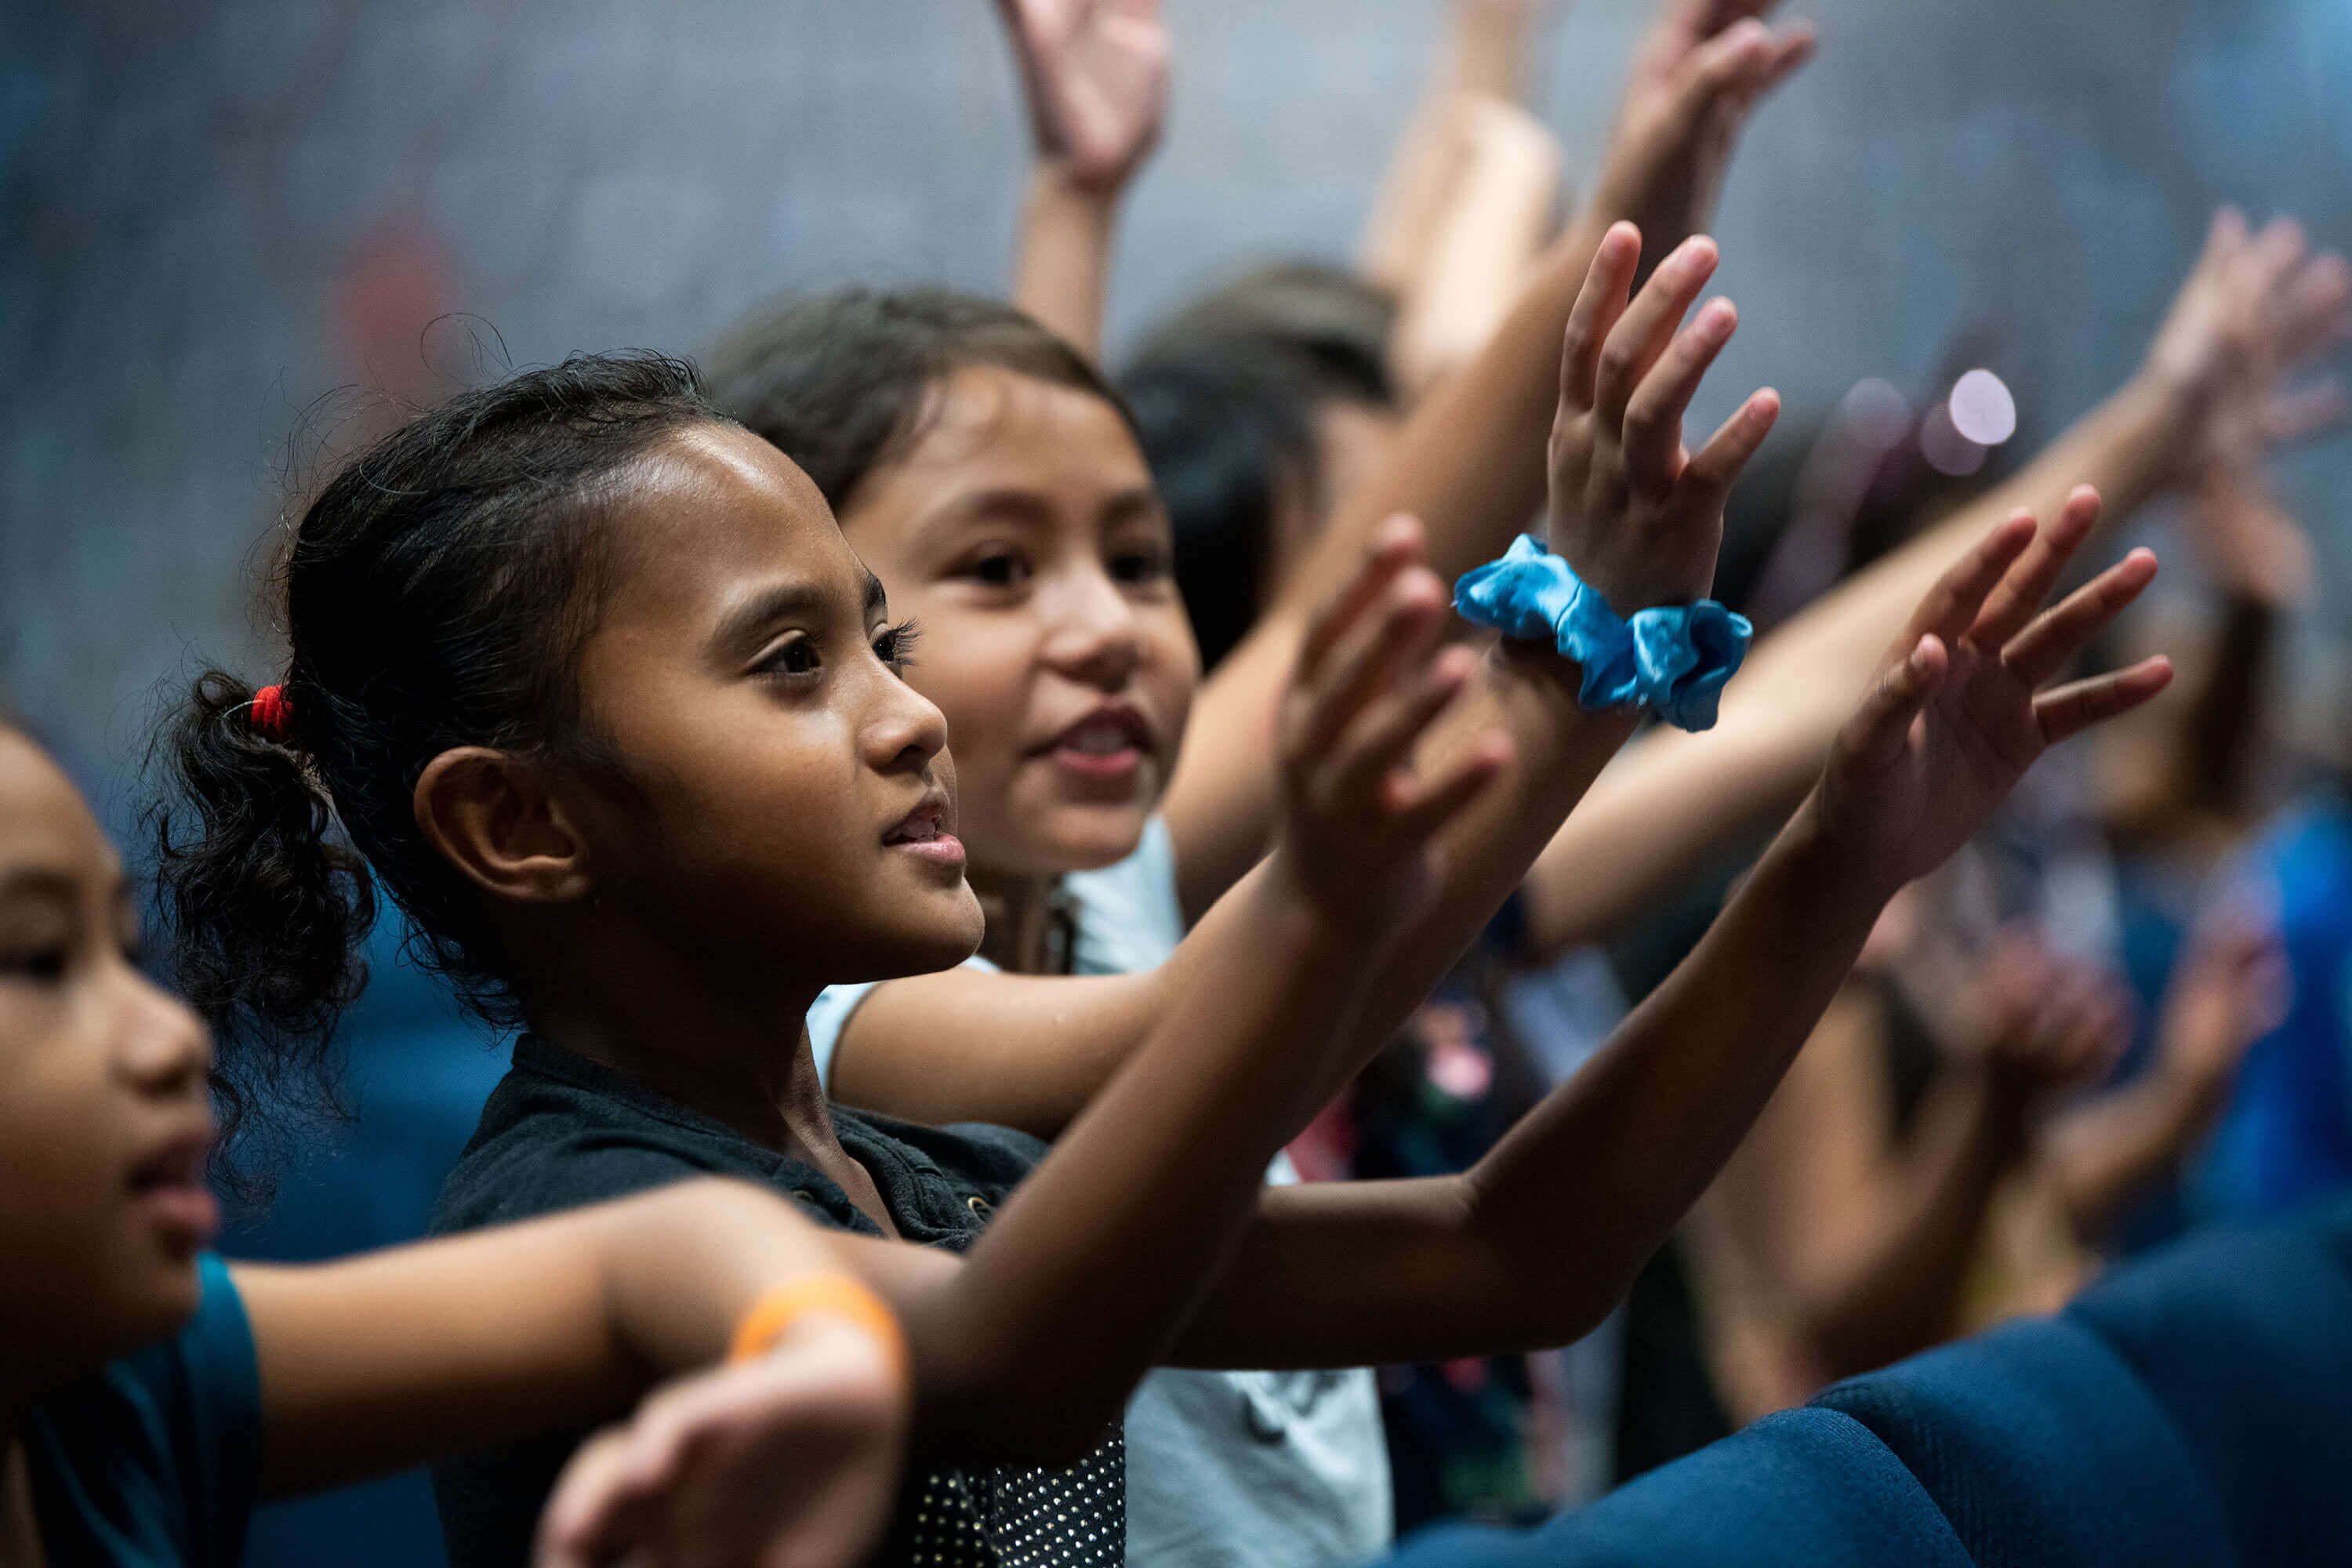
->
xmin=116 ymin=964 xmax=212 ymax=1105
xmin=865 ymin=662 xmax=952 ymax=777
xmin=1039 ymin=564 xmax=1144 ymax=695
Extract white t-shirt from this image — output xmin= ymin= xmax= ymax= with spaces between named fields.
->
xmin=804 ymin=818 xmax=1392 ymax=1566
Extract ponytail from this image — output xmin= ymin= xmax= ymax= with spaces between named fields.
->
xmin=149 ymin=351 xmax=718 ymax=1171
xmin=151 ymin=670 xmax=374 ymax=1162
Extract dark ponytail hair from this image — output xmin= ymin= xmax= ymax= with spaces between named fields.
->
xmin=702 ymin=287 xmax=1140 ymax=514
xmin=152 ymin=352 xmax=724 ymax=1156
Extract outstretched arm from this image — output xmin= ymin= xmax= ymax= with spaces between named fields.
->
xmin=2039 ymin=919 xmax=2282 ymax=1245
xmin=1166 ymin=0 xmax=1815 ymax=917
xmin=235 ymin=1179 xmax=904 ymax=1530
xmin=1515 ymin=209 xmax=2351 ymax=961
xmin=1169 ymin=509 xmax=2172 ymax=1369
xmin=1001 ymin=0 xmax=1169 ymax=358
xmin=831 ymin=230 xmax=1776 ymax=1137
xmin=1708 ymin=940 xmax=2123 ymax=1398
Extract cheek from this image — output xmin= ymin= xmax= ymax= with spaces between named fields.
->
xmin=902 ymin=612 xmax=1034 ymax=765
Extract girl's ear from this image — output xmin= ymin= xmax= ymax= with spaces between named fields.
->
xmin=413 ymin=747 xmax=594 ymax=904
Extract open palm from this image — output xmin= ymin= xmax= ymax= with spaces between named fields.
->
xmin=1814 ymin=488 xmax=2172 ymax=897
xmin=998 ymin=0 xmax=1169 ymax=193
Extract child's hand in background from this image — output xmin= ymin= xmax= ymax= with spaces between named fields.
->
xmin=997 ymin=0 xmax=1170 ymax=196
xmin=1593 ymin=0 xmax=1814 ymax=263
xmin=1544 ymin=222 xmax=1779 ymax=611
xmin=1808 ymin=487 xmax=2173 ymax=898
xmin=1965 ymin=935 xmax=2131 ymax=1104
xmin=1274 ymin=517 xmax=1509 ymax=939
xmin=2143 ymin=206 xmax=2351 ymax=485
xmin=535 ymin=1313 xmax=908 ymax=1568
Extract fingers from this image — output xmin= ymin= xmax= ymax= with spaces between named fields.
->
xmin=1621 ymin=296 xmax=1740 ymax=492
xmin=1294 ymin=564 xmax=1450 ymax=763
xmin=2000 ymin=547 xmax=2160 ymax=688
xmin=1559 ymin=223 xmax=1645 ymax=416
xmin=2032 ymin=655 xmax=2174 ymax=745
xmin=535 ymin=1428 xmax=654 ymax=1568
xmin=1327 ymin=644 xmax=1481 ymax=812
xmin=1595 ymin=236 xmax=1720 ymax=430
xmin=1966 ymin=485 xmax=2104 ymax=647
xmin=1842 ymin=634 xmax=1947 ymax=771
xmin=2262 ymin=376 xmax=2349 ymax=447
xmin=1385 ymin=730 xmax=1512 ymax=848
xmin=1681 ymin=386 xmax=1781 ymax=503
xmin=1297 ymin=516 xmax=1424 ymax=686
xmin=1898 ymin=510 xmax=2038 ymax=652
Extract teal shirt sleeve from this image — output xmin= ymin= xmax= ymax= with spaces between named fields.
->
xmin=24 ymin=1254 xmax=264 ymax=1567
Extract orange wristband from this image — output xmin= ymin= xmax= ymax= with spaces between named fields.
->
xmin=728 ymin=1274 xmax=908 ymax=1380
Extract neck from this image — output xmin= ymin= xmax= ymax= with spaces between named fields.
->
xmin=514 ymin=921 xmax=833 ymax=1159
xmin=970 ymin=866 xmax=1065 ymax=975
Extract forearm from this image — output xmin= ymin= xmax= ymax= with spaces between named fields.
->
xmin=1180 ymin=806 xmax=1890 ymax=1368
xmin=1013 ymin=165 xmax=1118 ymax=358
xmin=1791 ymin=1073 xmax=2026 ymax=1378
xmin=241 ymin=1180 xmax=853 ymax=1494
xmin=1520 ymin=372 xmax=2197 ymax=959
xmin=2040 ymin=1063 xmax=2232 ymax=1243
xmin=906 ymin=860 xmax=1377 ymax=1457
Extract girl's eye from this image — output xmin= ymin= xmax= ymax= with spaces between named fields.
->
xmin=964 ymin=550 xmax=1031 ymax=590
xmin=873 ymin=619 xmax=923 ymax=674
xmin=0 ymin=945 xmax=70 ymax=985
xmin=757 ymin=634 xmax=821 ymax=680
xmin=1110 ymin=545 xmax=1173 ymax=586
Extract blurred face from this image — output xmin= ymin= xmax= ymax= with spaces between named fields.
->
xmin=0 ymin=731 xmax=216 ymax=1388
xmin=561 ymin=426 xmax=984 ymax=987
xmin=839 ymin=365 xmax=1200 ymax=878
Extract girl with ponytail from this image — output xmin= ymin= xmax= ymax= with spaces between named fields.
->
xmin=151 ymin=285 xmax=2167 ymax=1568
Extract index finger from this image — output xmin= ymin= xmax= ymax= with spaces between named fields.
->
xmin=1966 ymin=485 xmax=2103 ymax=648
xmin=1298 ymin=515 xmax=1424 ymax=685
xmin=1896 ymin=510 xmax=2038 ymax=652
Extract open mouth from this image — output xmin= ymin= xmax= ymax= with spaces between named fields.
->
xmin=127 ymin=1133 xmax=219 ymax=1242
xmin=884 ymin=793 xmax=967 ymax=869
xmin=1042 ymin=706 xmax=1154 ymax=781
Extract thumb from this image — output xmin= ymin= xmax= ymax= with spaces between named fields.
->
xmin=1841 ymin=635 xmax=1945 ymax=771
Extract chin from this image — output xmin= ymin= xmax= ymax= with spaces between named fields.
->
xmin=835 ymin=896 xmax=988 ymax=982
xmin=1037 ymin=804 xmax=1152 ymax=873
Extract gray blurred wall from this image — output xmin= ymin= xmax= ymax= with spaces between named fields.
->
xmin=7 ymin=0 xmax=2352 ymax=804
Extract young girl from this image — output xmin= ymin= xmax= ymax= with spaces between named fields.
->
xmin=0 ymin=720 xmax=917 ymax=1568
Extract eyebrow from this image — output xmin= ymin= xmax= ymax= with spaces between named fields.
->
xmin=711 ymin=573 xmax=889 ymax=659
xmin=0 ymin=866 xmax=85 ymax=909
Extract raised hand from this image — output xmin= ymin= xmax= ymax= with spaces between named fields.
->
xmin=2144 ymin=207 xmax=2352 ymax=483
xmin=1594 ymin=0 xmax=1815 ymax=266
xmin=1546 ymin=221 xmax=1780 ymax=610
xmin=2151 ymin=914 xmax=2286 ymax=1094
xmin=997 ymin=0 xmax=1170 ymax=195
xmin=1276 ymin=517 xmax=1509 ymax=937
xmin=1962 ymin=935 xmax=2129 ymax=1101
xmin=534 ymin=1315 xmax=907 ymax=1568
xmin=1811 ymin=487 xmax=2174 ymax=897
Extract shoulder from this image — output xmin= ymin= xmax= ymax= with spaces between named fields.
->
xmin=432 ymin=1054 xmax=734 ymax=1236
xmin=25 ymin=1256 xmax=263 ymax=1566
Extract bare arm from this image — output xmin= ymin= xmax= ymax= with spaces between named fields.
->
xmin=833 ymin=231 xmax=1778 ymax=1138
xmin=1519 ymin=212 xmax=2351 ymax=961
xmin=235 ymin=1179 xmax=880 ymax=1497
xmin=1361 ymin=0 xmax=1559 ymax=296
xmin=1164 ymin=0 xmax=1817 ymax=919
xmin=1000 ymin=0 xmax=1169 ymax=358
xmin=2039 ymin=921 xmax=2281 ymax=1243
xmin=1173 ymin=510 xmax=2172 ymax=1370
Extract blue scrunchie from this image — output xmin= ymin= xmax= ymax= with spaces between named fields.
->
xmin=1454 ymin=535 xmax=1752 ymax=731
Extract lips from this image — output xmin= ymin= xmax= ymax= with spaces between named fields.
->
xmin=1036 ymin=704 xmax=1155 ymax=784
xmin=128 ymin=1130 xmax=219 ymax=1243
xmin=884 ymin=790 xmax=967 ymax=870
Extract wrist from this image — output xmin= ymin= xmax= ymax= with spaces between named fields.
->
xmin=1777 ymin=789 xmax=1910 ymax=925
xmin=731 ymin=1275 xmax=908 ymax=1381
xmin=1029 ymin=158 xmax=1127 ymax=210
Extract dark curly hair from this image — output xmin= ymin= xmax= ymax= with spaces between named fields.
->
xmin=151 ymin=352 xmax=725 ymax=1159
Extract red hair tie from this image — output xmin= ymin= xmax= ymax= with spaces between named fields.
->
xmin=250 ymin=684 xmax=293 ymax=742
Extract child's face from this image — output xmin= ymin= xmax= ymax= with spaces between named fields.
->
xmin=838 ymin=365 xmax=1200 ymax=878
xmin=561 ymin=426 xmax=985 ymax=985
xmin=0 ymin=731 xmax=216 ymax=1377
